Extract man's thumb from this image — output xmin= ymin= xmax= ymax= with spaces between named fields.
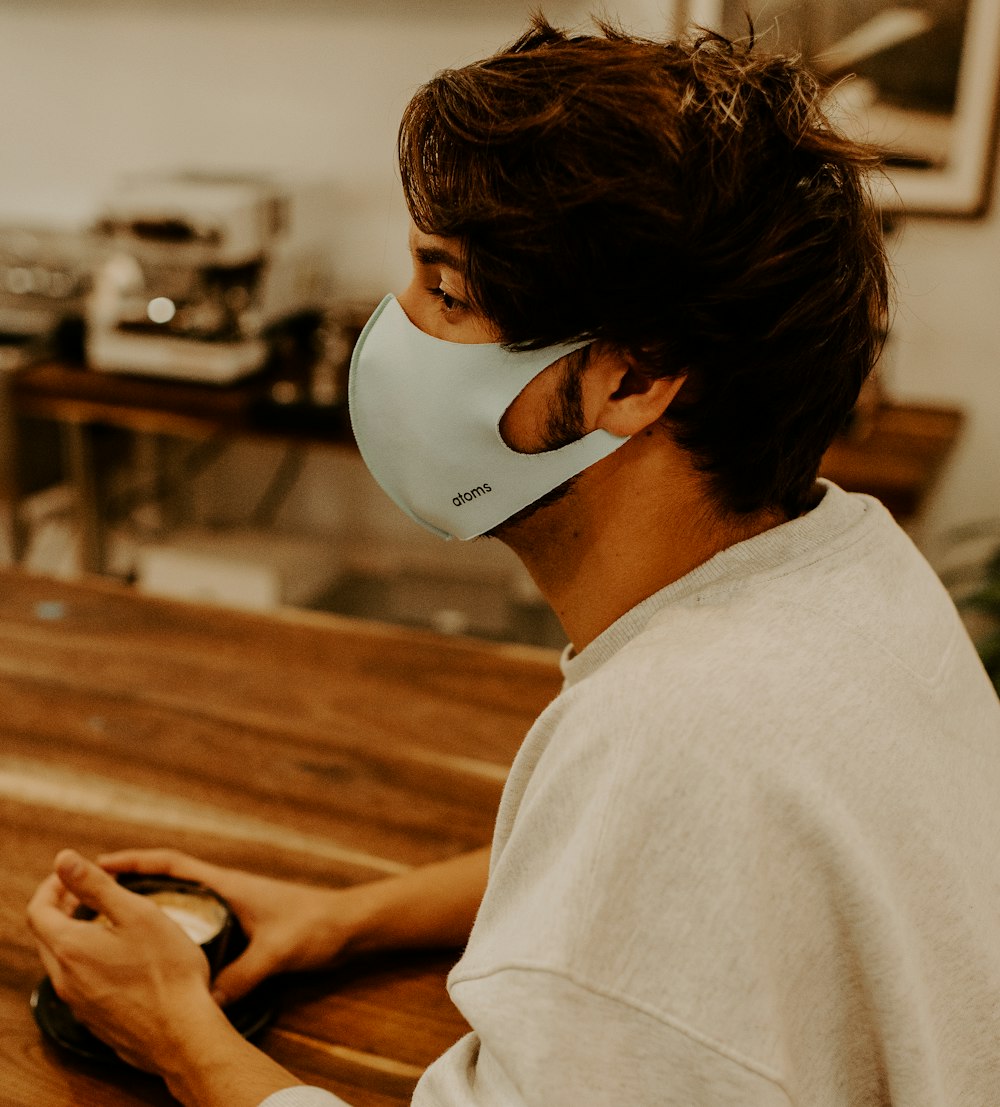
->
xmin=55 ymin=849 xmax=133 ymax=924
xmin=210 ymin=945 xmax=272 ymax=1007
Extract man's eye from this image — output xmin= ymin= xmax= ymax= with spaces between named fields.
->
xmin=428 ymin=287 xmax=464 ymax=312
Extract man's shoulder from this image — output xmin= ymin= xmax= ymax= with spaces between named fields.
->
xmin=610 ymin=490 xmax=962 ymax=695
xmin=541 ymin=494 xmax=993 ymax=802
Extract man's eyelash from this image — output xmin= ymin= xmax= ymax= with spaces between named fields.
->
xmin=427 ymin=287 xmax=464 ymax=311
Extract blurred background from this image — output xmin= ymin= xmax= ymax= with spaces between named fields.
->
xmin=0 ymin=0 xmax=996 ymax=664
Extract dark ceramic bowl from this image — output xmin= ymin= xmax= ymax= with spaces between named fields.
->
xmin=31 ymin=873 xmax=273 ymax=1066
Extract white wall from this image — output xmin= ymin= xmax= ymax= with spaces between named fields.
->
xmin=0 ymin=0 xmax=585 ymax=301
xmin=0 ymin=0 xmax=996 ymax=570
xmin=888 ymin=168 xmax=1000 ymax=557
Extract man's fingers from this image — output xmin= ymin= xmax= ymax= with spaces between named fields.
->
xmin=98 ymin=848 xmax=218 ymax=887
xmin=54 ymin=880 xmax=80 ymax=917
xmin=26 ymin=871 xmax=93 ymax=976
xmin=34 ymin=942 xmax=65 ymax=990
xmin=27 ymin=872 xmax=72 ymax=943
xmin=99 ymin=850 xmax=253 ymax=917
xmin=54 ymin=850 xmax=141 ymax=927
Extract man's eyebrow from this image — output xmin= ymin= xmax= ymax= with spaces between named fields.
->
xmin=415 ymin=244 xmax=464 ymax=270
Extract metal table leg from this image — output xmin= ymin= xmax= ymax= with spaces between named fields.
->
xmin=61 ymin=421 xmax=105 ymax=575
xmin=0 ymin=368 xmax=27 ymax=563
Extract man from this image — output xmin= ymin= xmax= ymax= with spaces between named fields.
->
xmin=28 ymin=16 xmax=1000 ymax=1107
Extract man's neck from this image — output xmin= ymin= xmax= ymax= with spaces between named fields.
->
xmin=498 ymin=434 xmax=787 ymax=652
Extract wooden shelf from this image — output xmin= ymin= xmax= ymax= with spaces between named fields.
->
xmin=820 ymin=402 xmax=963 ymax=520
xmin=10 ymin=359 xmax=354 ymax=444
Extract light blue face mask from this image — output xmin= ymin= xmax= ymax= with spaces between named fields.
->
xmin=348 ymin=294 xmax=630 ymax=540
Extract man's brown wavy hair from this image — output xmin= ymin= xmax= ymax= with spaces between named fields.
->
xmin=398 ymin=16 xmax=890 ymax=517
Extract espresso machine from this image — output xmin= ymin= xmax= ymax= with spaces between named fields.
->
xmin=86 ymin=173 xmax=334 ymax=384
xmin=0 ymin=222 xmax=94 ymax=369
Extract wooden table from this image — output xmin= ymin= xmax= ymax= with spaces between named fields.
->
xmin=0 ymin=569 xmax=563 ymax=1106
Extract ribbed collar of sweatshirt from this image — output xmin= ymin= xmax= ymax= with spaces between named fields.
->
xmin=559 ymin=480 xmax=875 ymax=690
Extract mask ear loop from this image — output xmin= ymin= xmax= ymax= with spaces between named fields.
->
xmin=495 ymin=342 xmax=594 ymax=457
xmin=495 ymin=377 xmax=541 ymax=456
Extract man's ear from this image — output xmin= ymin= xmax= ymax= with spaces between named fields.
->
xmin=585 ymin=347 xmax=687 ymax=437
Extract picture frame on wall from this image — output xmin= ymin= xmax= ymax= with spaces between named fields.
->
xmin=677 ymin=1 xmax=1000 ymax=217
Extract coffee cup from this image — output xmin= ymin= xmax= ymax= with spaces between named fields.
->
xmin=86 ymin=873 xmax=242 ymax=978
xmin=32 ymin=873 xmax=266 ymax=1064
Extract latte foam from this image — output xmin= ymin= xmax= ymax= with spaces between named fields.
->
xmin=95 ymin=887 xmax=228 ymax=946
xmin=147 ymin=890 xmax=227 ymax=945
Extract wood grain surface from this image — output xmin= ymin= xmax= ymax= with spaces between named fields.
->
xmin=0 ymin=568 xmax=563 ymax=1106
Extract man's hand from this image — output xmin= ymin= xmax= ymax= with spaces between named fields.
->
xmin=27 ymin=843 xmax=489 ymax=1104
xmin=97 ymin=848 xmax=364 ymax=1006
xmin=27 ymin=849 xmax=226 ymax=1072
xmin=28 ymin=850 xmax=311 ymax=1105
xmin=97 ymin=845 xmax=491 ymax=1006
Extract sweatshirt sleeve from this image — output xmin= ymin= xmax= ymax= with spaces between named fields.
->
xmin=258 ymin=1088 xmax=353 ymax=1107
xmin=412 ymin=968 xmax=792 ymax=1107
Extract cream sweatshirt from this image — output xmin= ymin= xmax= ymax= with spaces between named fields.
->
xmin=263 ymin=482 xmax=1000 ymax=1106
